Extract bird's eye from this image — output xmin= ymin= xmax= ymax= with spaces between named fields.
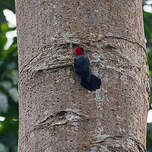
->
xmin=80 ymin=47 xmax=83 ymax=49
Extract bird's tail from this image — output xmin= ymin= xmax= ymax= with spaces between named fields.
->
xmin=81 ymin=74 xmax=101 ymax=91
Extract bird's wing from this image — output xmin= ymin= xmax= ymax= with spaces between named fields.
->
xmin=74 ymin=55 xmax=90 ymax=77
xmin=74 ymin=56 xmax=84 ymax=69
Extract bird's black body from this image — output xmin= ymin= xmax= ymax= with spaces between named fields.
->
xmin=74 ymin=54 xmax=101 ymax=91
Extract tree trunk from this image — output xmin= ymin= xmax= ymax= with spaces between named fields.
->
xmin=16 ymin=0 xmax=149 ymax=151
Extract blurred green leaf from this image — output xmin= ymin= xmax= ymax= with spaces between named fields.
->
xmin=148 ymin=51 xmax=152 ymax=71
xmin=0 ymin=93 xmax=8 ymax=113
xmin=143 ymin=11 xmax=152 ymax=47
xmin=9 ymin=88 xmax=18 ymax=103
xmin=1 ymin=23 xmax=9 ymax=32
xmin=147 ymin=123 xmax=152 ymax=152
xmin=0 ymin=81 xmax=11 ymax=90
xmin=0 ymin=3 xmax=18 ymax=151
xmin=0 ymin=143 xmax=8 ymax=152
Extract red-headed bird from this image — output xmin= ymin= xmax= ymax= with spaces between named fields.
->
xmin=74 ymin=46 xmax=101 ymax=91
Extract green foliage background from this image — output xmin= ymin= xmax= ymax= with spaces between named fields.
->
xmin=0 ymin=0 xmax=151 ymax=151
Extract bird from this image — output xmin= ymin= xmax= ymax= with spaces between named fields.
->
xmin=74 ymin=46 xmax=101 ymax=91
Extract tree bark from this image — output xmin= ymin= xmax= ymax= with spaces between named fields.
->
xmin=16 ymin=0 xmax=149 ymax=151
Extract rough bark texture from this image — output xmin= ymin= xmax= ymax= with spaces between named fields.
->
xmin=16 ymin=0 xmax=150 ymax=151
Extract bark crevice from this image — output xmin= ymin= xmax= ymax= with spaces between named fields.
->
xmin=91 ymin=135 xmax=146 ymax=152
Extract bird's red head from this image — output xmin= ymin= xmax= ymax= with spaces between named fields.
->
xmin=75 ymin=46 xmax=85 ymax=56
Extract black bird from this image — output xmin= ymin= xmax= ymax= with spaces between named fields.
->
xmin=74 ymin=46 xmax=101 ymax=91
